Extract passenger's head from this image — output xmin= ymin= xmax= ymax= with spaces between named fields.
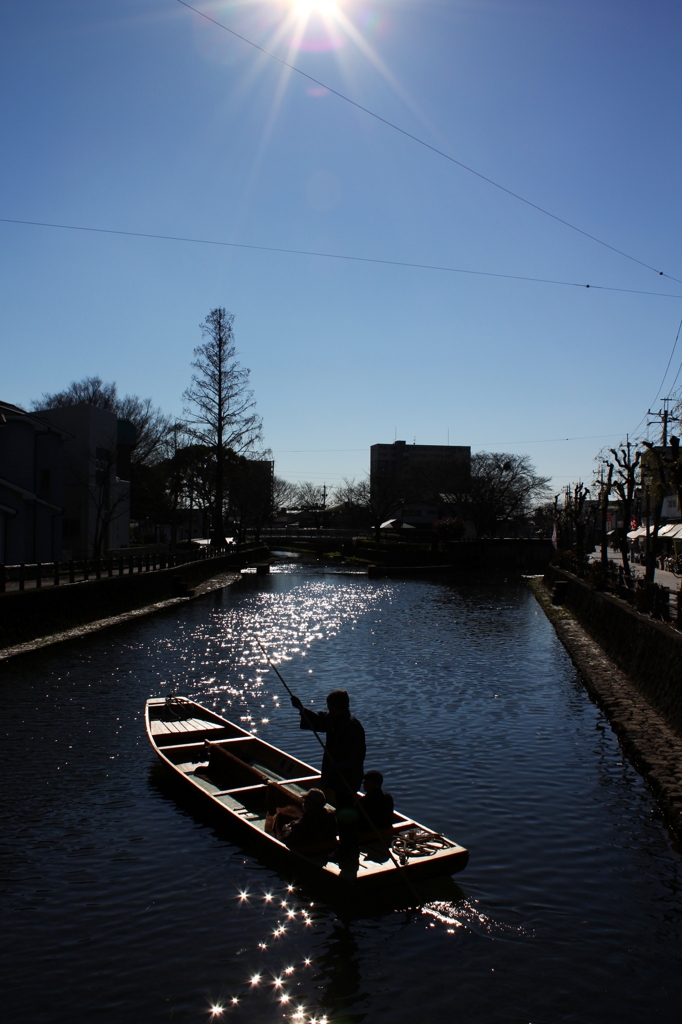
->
xmin=326 ymin=689 xmax=350 ymax=717
xmin=363 ymin=770 xmax=383 ymax=792
xmin=304 ymin=788 xmax=326 ymax=812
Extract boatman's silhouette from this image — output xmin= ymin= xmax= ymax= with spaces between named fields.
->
xmin=290 ymin=688 xmax=366 ymax=847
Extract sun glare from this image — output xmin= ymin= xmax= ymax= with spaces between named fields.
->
xmin=294 ymin=0 xmax=337 ymax=14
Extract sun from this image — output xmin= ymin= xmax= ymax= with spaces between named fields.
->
xmin=293 ymin=0 xmax=339 ymax=15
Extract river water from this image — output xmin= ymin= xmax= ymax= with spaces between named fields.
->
xmin=1 ymin=562 xmax=681 ymax=1023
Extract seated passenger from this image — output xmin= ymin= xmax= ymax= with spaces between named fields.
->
xmin=267 ymin=801 xmax=303 ymax=839
xmin=281 ymin=788 xmax=337 ymax=850
xmin=359 ymin=770 xmax=394 ymax=833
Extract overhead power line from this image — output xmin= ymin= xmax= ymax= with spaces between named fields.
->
xmin=2 ymin=216 xmax=681 ymax=300
xmin=630 ymin=317 xmax=682 ymax=437
xmin=175 ymin=0 xmax=682 ymax=287
xmin=664 ymin=319 xmax=682 ymax=396
xmin=272 ymin=434 xmax=624 ymax=453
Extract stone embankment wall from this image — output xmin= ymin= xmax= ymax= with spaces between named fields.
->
xmin=357 ymin=537 xmax=554 ymax=570
xmin=544 ymin=565 xmax=682 ymax=737
xmin=0 ymin=548 xmax=269 ymax=650
xmin=530 ymin=575 xmax=682 ymax=843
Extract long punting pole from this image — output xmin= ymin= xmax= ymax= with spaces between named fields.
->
xmin=255 ymin=638 xmax=420 ymax=899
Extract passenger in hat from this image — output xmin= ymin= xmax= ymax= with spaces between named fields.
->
xmin=281 ymin=788 xmax=337 ymax=850
xmin=359 ymin=770 xmax=394 ymax=833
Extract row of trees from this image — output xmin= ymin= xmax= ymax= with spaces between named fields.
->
xmin=550 ymin=406 xmax=682 ymax=583
xmin=33 ymin=304 xmax=554 ymax=548
xmin=288 ymin=452 xmax=551 ymax=541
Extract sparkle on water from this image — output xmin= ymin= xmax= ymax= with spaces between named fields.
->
xmin=1 ymin=562 xmax=682 ymax=1023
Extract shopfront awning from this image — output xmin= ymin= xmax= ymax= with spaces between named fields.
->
xmin=662 ymin=523 xmax=682 ymax=539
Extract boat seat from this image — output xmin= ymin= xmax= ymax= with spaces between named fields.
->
xmin=266 ymin=779 xmax=334 ymax=814
xmin=250 ymin=760 xmax=285 ymax=782
xmin=151 ymin=718 xmax=224 ymax=736
xmin=266 ymin=779 xmax=304 ymax=815
xmin=204 ymin=740 xmax=267 ymax=788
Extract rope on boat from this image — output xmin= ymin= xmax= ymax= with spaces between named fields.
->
xmin=391 ymin=829 xmax=451 ymax=865
xmin=164 ymin=694 xmax=194 ymax=720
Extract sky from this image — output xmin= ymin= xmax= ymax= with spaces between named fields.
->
xmin=1 ymin=0 xmax=682 ymax=490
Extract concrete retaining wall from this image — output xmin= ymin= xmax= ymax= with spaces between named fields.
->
xmin=0 ymin=547 xmax=269 ymax=649
xmin=357 ymin=537 xmax=554 ymax=570
xmin=544 ymin=564 xmax=682 ymax=737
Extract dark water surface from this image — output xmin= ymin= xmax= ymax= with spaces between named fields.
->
xmin=2 ymin=564 xmax=682 ymax=1023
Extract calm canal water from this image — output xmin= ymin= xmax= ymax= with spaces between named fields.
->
xmin=2 ymin=562 xmax=682 ymax=1023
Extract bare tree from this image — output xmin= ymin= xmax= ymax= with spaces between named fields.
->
xmin=451 ymin=453 xmax=550 ymax=537
xmin=89 ymin=445 xmax=131 ymax=557
xmin=116 ymin=395 xmax=173 ymax=466
xmin=294 ymin=481 xmax=326 ymax=529
xmin=295 ymin=482 xmax=326 ymax=509
xmin=228 ymin=457 xmax=273 ymax=542
xmin=641 ymin=442 xmax=673 ymax=583
xmin=183 ymin=308 xmax=263 ymax=543
xmin=273 ymin=476 xmax=298 ymax=511
xmin=607 ymin=439 xmax=641 ymax=576
xmin=337 ymin=476 xmax=402 ymax=542
xmin=34 ymin=376 xmax=118 ymax=412
xmin=33 ymin=377 xmax=172 ymax=466
xmin=595 ymin=463 xmax=613 ymax=567
xmin=560 ymin=481 xmax=591 ymax=560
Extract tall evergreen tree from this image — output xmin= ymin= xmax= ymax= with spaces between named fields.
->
xmin=183 ymin=308 xmax=263 ymax=543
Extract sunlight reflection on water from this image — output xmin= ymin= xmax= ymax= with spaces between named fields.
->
xmin=154 ymin=576 xmax=390 ymax=738
xmin=2 ymin=565 xmax=682 ymax=1023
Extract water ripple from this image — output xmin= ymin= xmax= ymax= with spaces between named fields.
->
xmin=1 ymin=568 xmax=681 ymax=1023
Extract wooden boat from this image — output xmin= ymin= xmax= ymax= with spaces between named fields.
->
xmin=146 ymin=695 xmax=468 ymax=891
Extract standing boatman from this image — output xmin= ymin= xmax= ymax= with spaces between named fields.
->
xmin=290 ymin=689 xmax=366 ymax=845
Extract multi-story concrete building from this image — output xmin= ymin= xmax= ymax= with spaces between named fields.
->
xmin=0 ymin=400 xmax=67 ymax=563
xmin=370 ymin=440 xmax=471 ymax=525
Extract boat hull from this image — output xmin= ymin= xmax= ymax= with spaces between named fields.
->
xmin=145 ymin=696 xmax=468 ymax=893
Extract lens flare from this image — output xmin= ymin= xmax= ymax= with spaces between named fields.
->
xmin=294 ymin=0 xmax=337 ymax=13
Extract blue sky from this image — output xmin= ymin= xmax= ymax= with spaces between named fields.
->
xmin=2 ymin=0 xmax=681 ymax=488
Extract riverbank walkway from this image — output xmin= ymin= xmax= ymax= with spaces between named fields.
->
xmin=0 ymin=549 xmax=229 ymax=593
xmin=588 ymin=549 xmax=681 ymax=592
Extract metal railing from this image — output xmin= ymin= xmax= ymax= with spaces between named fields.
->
xmin=0 ymin=546 xmax=232 ymax=594
xmin=260 ymin=528 xmax=369 ymax=541
xmin=559 ymin=558 xmax=682 ymax=628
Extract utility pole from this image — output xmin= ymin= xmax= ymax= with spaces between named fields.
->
xmin=647 ymin=398 xmax=679 ymax=447
xmin=171 ymin=422 xmax=180 ymax=551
